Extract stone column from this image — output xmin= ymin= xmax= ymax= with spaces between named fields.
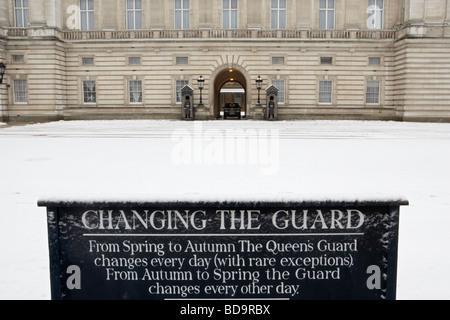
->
xmin=0 ymin=0 xmax=9 ymax=27
xmin=29 ymin=0 xmax=47 ymax=27
xmin=149 ymin=0 xmax=165 ymax=29
xmin=198 ymin=0 xmax=213 ymax=29
xmin=247 ymin=0 xmax=262 ymax=29
xmin=345 ymin=0 xmax=365 ymax=29
xmin=424 ymin=0 xmax=447 ymax=23
xmin=405 ymin=0 xmax=425 ymax=23
xmin=44 ymin=0 xmax=61 ymax=28
xmin=296 ymin=0 xmax=312 ymax=29
xmin=103 ymin=0 xmax=118 ymax=29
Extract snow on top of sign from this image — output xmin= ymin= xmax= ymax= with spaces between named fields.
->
xmin=38 ymin=192 xmax=409 ymax=206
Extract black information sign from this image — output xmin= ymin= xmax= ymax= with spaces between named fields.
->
xmin=39 ymin=199 xmax=408 ymax=300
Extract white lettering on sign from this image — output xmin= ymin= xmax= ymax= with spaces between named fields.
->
xmin=81 ymin=209 xmax=365 ymax=231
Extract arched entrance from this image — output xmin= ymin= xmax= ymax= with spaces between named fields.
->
xmin=212 ymin=67 xmax=249 ymax=119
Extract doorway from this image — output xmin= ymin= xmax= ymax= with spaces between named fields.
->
xmin=213 ymin=67 xmax=248 ymax=119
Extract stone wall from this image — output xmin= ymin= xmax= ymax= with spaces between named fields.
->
xmin=1 ymin=0 xmax=450 ymax=122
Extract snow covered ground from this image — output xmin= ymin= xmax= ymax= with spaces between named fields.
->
xmin=0 ymin=119 xmax=449 ymax=300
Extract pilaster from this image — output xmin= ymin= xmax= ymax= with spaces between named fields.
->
xmin=0 ymin=0 xmax=9 ymax=27
xmin=29 ymin=0 xmax=47 ymax=27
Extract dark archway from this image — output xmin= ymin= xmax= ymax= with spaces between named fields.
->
xmin=212 ymin=67 xmax=248 ymax=119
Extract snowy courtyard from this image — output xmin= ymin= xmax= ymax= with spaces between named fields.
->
xmin=0 ymin=119 xmax=449 ymax=300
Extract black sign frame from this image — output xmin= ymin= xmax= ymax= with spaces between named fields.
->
xmin=39 ymin=198 xmax=408 ymax=300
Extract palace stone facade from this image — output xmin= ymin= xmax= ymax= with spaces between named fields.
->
xmin=1 ymin=0 xmax=450 ymax=122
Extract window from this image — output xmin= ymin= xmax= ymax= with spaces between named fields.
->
xmin=129 ymin=57 xmax=141 ymax=65
xmin=271 ymin=0 xmax=286 ymax=29
xmin=82 ymin=57 xmax=94 ymax=66
xmin=83 ymin=81 xmax=96 ymax=103
xmin=14 ymin=79 xmax=28 ymax=103
xmin=366 ymin=81 xmax=380 ymax=104
xmin=80 ymin=0 xmax=94 ymax=30
xmin=176 ymin=57 xmax=189 ymax=65
xmin=368 ymin=0 xmax=383 ymax=30
xmin=369 ymin=57 xmax=381 ymax=66
xmin=320 ymin=57 xmax=333 ymax=65
xmin=175 ymin=0 xmax=190 ymax=30
xmin=127 ymin=0 xmax=142 ymax=30
xmin=13 ymin=55 xmax=25 ymax=63
xmin=129 ymin=80 xmax=143 ymax=103
xmin=223 ymin=0 xmax=238 ymax=29
xmin=176 ymin=80 xmax=189 ymax=103
xmin=272 ymin=80 xmax=285 ymax=103
xmin=319 ymin=0 xmax=335 ymax=30
xmin=14 ymin=0 xmax=29 ymax=28
xmin=319 ymin=80 xmax=332 ymax=104
xmin=272 ymin=57 xmax=285 ymax=65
